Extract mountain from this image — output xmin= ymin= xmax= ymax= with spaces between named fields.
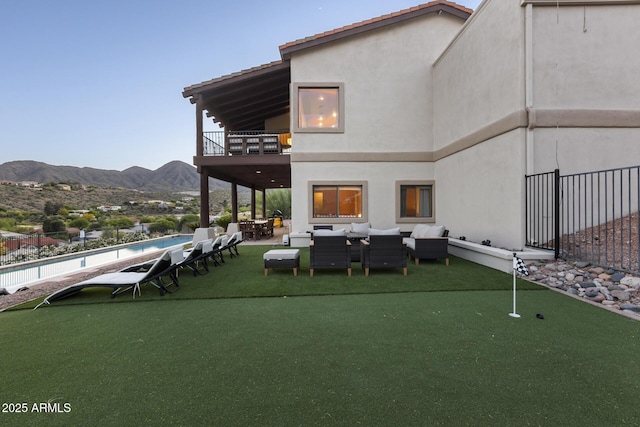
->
xmin=0 ymin=160 xmax=230 ymax=192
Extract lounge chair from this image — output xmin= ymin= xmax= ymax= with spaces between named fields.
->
xmin=220 ymin=232 xmax=243 ymax=258
xmin=361 ymin=235 xmax=407 ymax=276
xmin=309 ymin=234 xmax=352 ymax=276
xmin=209 ymin=235 xmax=228 ymax=265
xmin=179 ymin=239 xmax=214 ymax=276
xmin=35 ymin=247 xmax=184 ymax=308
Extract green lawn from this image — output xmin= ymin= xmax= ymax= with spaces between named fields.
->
xmin=2 ymin=245 xmax=639 ymax=426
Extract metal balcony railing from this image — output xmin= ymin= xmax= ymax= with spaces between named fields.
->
xmin=202 ymin=130 xmax=291 ymax=156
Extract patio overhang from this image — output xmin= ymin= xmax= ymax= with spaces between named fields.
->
xmin=182 ymin=60 xmax=291 ymax=131
xmin=194 ymin=155 xmax=291 ymax=191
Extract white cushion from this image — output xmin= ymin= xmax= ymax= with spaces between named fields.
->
xmin=411 ymin=224 xmax=445 ymax=238
xmin=351 ymin=222 xmax=370 ymax=234
xmin=402 ymin=237 xmax=415 ymax=250
xmin=263 ymin=249 xmax=300 ymax=260
xmin=368 ymin=227 xmax=400 ymax=236
xmin=314 ymin=228 xmax=346 ymax=236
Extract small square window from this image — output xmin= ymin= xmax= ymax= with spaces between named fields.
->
xmin=396 ymin=181 xmax=435 ymax=223
xmin=292 ymin=83 xmax=344 ymax=133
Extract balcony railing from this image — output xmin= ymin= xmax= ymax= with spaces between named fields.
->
xmin=202 ymin=130 xmax=291 ymax=156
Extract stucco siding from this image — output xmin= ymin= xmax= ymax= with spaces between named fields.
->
xmin=532 ymin=4 xmax=640 ymax=110
xmin=433 ymin=0 xmax=525 ymax=152
xmin=531 ymin=128 xmax=640 ymax=175
xmin=435 ymin=129 xmax=526 ymax=250
xmin=290 ymin=161 xmax=435 ymax=234
xmin=290 ymin=14 xmax=465 ymax=154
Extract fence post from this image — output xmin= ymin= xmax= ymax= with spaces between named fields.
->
xmin=554 ymin=169 xmax=560 ymax=259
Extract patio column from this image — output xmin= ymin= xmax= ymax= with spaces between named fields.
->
xmin=262 ymin=189 xmax=267 ymax=218
xmin=251 ymin=187 xmax=256 ymax=219
xmin=196 ymin=95 xmax=209 ymax=228
xmin=199 ymin=172 xmax=209 ymax=228
xmin=231 ymin=183 xmax=238 ymax=222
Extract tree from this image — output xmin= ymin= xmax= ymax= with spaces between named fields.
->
xmin=68 ymin=217 xmax=90 ymax=229
xmin=44 ymin=201 xmax=64 ymax=216
xmin=106 ymin=217 xmax=135 ymax=229
xmin=148 ymin=217 xmax=178 ymax=234
xmin=42 ymin=216 xmax=66 ymax=233
xmin=266 ymin=189 xmax=291 ymax=218
xmin=179 ymin=214 xmax=200 ymax=232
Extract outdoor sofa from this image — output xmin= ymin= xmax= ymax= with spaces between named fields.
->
xmin=402 ymin=224 xmax=449 ymax=265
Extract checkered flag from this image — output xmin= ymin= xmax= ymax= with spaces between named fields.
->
xmin=513 ymin=256 xmax=529 ymax=276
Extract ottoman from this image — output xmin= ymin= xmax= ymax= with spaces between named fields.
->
xmin=263 ymin=249 xmax=300 ymax=276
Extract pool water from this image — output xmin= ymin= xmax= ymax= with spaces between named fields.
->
xmin=0 ymin=235 xmax=192 ymax=292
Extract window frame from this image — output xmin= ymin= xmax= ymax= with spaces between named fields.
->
xmin=395 ymin=180 xmax=436 ymax=223
xmin=308 ymin=181 xmax=368 ymax=224
xmin=292 ymin=82 xmax=345 ymax=133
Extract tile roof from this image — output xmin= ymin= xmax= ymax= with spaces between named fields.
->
xmin=279 ymin=1 xmax=473 ymax=59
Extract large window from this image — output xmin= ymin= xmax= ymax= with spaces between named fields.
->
xmin=309 ymin=181 xmax=367 ymax=223
xmin=292 ymin=83 xmax=344 ymax=133
xmin=396 ymin=181 xmax=435 ymax=223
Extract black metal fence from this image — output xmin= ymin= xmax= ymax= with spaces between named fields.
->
xmin=526 ymin=166 xmax=640 ymax=273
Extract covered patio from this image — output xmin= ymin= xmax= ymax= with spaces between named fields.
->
xmin=182 ymin=60 xmax=292 ymax=227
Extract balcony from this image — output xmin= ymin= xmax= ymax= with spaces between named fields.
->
xmin=203 ymin=130 xmax=291 ymax=157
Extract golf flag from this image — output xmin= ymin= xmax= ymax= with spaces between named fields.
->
xmin=513 ymin=256 xmax=529 ymax=276
xmin=509 ymin=253 xmax=525 ymax=318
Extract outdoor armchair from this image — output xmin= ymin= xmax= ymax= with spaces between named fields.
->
xmin=309 ymin=235 xmax=352 ymax=276
xmin=360 ymin=235 xmax=407 ymax=276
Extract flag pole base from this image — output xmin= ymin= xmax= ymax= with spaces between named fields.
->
xmin=509 ymin=313 xmax=521 ymax=318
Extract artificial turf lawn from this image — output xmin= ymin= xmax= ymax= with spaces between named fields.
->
xmin=2 ymin=245 xmax=639 ymax=426
xmin=13 ymin=245 xmax=541 ymax=310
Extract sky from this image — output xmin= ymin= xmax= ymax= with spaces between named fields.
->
xmin=0 ymin=0 xmax=482 ymax=171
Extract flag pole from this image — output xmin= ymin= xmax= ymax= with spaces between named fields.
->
xmin=509 ymin=252 xmax=521 ymax=318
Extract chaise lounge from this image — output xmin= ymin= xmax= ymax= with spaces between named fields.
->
xmin=35 ymin=247 xmax=184 ymax=308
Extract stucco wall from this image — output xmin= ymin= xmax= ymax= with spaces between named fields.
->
xmin=528 ymin=3 xmax=640 ymax=175
xmin=290 ymin=162 xmax=434 ymax=234
xmin=432 ymin=0 xmax=525 ymax=151
xmin=290 ymin=13 xmax=465 ymax=154
xmin=532 ymin=5 xmax=640 ymax=110
xmin=435 ymin=129 xmax=526 ymax=250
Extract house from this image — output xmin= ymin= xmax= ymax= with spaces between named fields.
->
xmin=183 ymin=0 xmax=640 ymax=267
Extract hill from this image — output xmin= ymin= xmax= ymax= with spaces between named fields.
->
xmin=0 ymin=160 xmax=230 ymax=192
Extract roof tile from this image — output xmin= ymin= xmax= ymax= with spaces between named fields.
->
xmin=279 ymin=1 xmax=473 ymax=53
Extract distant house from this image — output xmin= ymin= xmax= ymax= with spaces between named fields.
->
xmin=97 ymin=205 xmax=122 ymax=212
xmin=19 ymin=181 xmax=41 ymax=189
xmin=2 ymin=236 xmax=63 ymax=256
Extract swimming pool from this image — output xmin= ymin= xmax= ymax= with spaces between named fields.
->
xmin=0 ymin=234 xmax=192 ymax=293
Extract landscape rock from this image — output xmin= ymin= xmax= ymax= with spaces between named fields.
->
xmin=620 ymin=277 xmax=640 ymax=288
xmin=611 ymin=272 xmax=625 ymax=282
xmin=611 ymin=290 xmax=632 ymax=301
xmin=524 ymin=259 xmax=640 ymax=318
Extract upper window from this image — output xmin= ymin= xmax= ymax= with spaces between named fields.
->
xmin=396 ymin=181 xmax=435 ymax=223
xmin=292 ymin=83 xmax=344 ymax=133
